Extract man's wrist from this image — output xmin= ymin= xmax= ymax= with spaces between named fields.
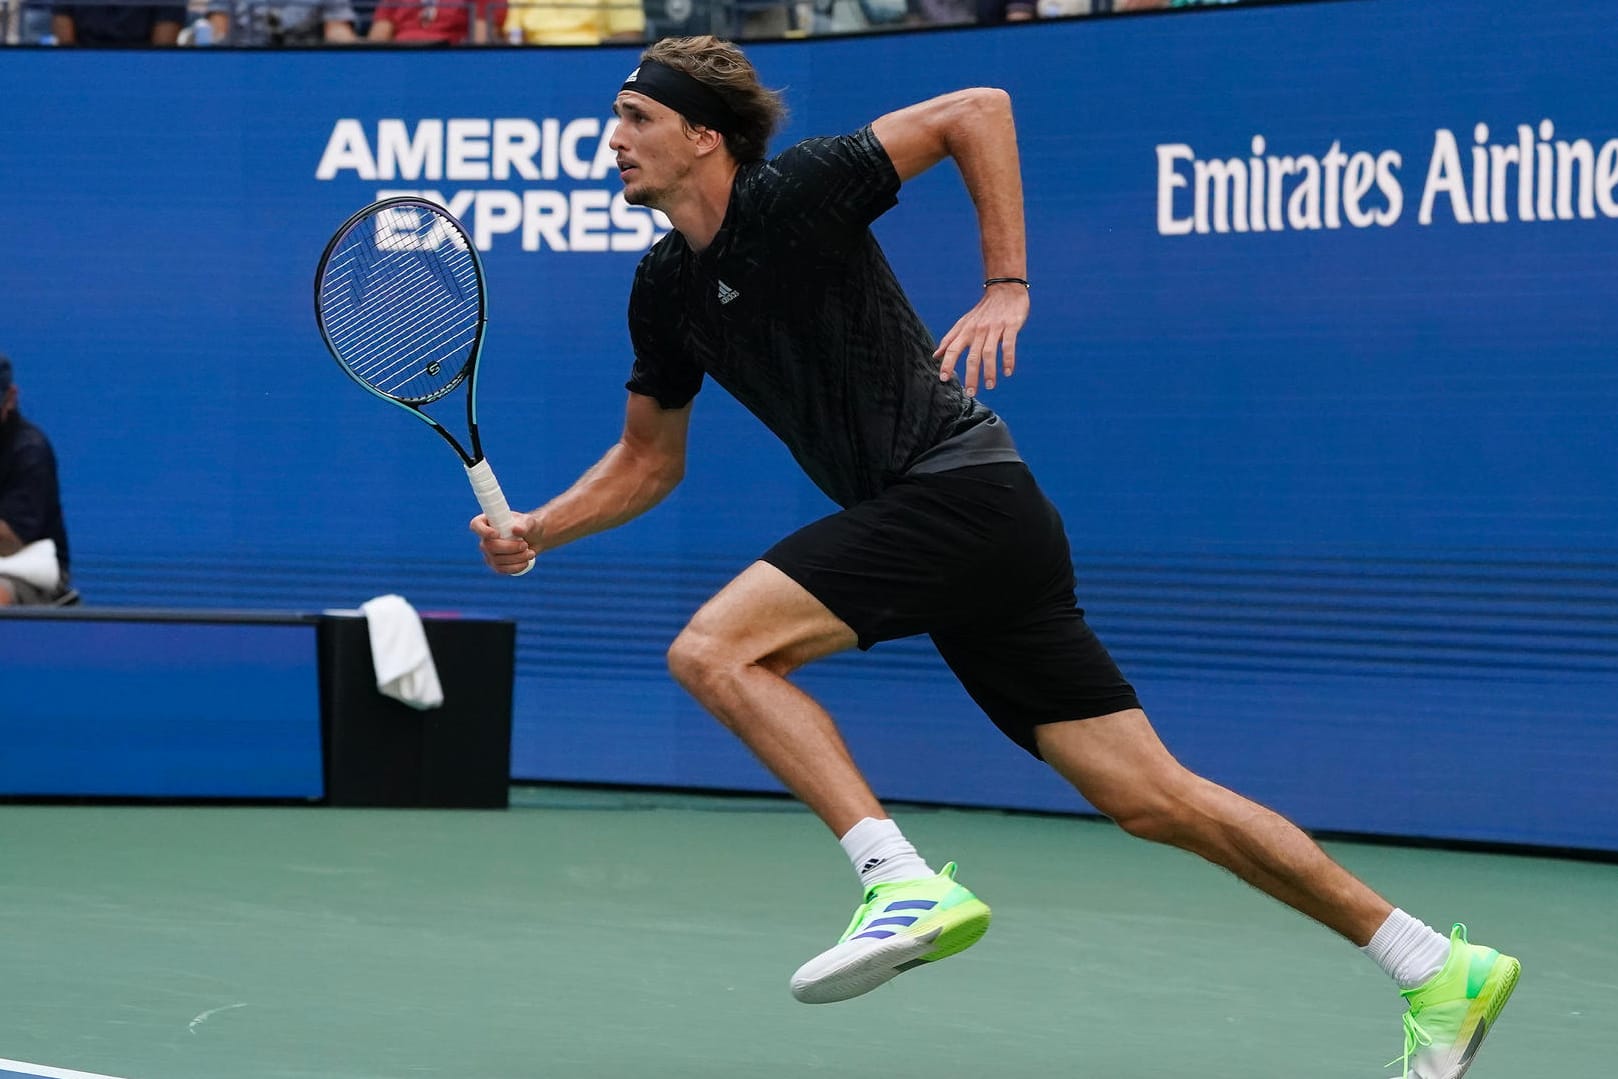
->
xmin=522 ymin=511 xmax=550 ymax=554
xmin=983 ymin=276 xmax=1030 ymax=290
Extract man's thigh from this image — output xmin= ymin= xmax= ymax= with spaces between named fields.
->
xmin=751 ymin=463 xmax=1141 ymax=740
xmin=931 ymin=601 xmax=1140 ymax=757
xmin=680 ymin=560 xmax=858 ymax=673
xmin=761 ymin=463 xmax=1065 ymax=650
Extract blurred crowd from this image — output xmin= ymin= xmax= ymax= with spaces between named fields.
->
xmin=5 ymin=0 xmax=1246 ymax=46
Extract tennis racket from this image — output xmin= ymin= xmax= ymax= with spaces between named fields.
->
xmin=314 ymin=196 xmax=532 ymax=575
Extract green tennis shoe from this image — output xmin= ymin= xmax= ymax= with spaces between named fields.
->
xmin=1391 ymin=924 xmax=1521 ymax=1079
xmin=790 ymin=861 xmax=991 ymax=1004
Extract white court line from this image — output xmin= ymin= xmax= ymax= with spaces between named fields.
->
xmin=188 ymin=1002 xmax=249 ymax=1033
xmin=0 ymin=1060 xmax=131 ymax=1079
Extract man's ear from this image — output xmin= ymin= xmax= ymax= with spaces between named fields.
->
xmin=691 ymin=125 xmax=727 ymax=158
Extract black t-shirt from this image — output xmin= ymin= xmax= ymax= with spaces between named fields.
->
xmin=52 ymin=3 xmax=186 ymax=44
xmin=0 ymin=411 xmax=70 ymax=576
xmin=625 ymin=125 xmax=1019 ymax=510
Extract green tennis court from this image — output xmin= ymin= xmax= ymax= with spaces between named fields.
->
xmin=2 ymin=786 xmax=1610 ymax=1079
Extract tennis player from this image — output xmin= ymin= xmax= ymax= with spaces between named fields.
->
xmin=472 ymin=37 xmax=1518 ymax=1078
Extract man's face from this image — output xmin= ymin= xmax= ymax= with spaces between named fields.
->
xmin=610 ymin=91 xmax=699 ymax=211
xmin=0 ymin=386 xmax=14 ymax=425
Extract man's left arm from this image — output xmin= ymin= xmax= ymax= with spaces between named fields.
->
xmin=870 ymin=89 xmax=1029 ymax=396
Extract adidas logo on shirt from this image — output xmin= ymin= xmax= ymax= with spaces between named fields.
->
xmin=716 ymin=280 xmax=739 ymax=304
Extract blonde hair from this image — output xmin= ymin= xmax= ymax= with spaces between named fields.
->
xmin=640 ymin=36 xmax=786 ymax=164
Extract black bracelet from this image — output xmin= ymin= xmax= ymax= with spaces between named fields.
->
xmin=983 ymin=277 xmax=1030 ymax=289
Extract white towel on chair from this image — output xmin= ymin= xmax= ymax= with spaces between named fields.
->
xmin=0 ymin=538 xmax=61 ymax=591
xmin=360 ymin=594 xmax=444 ymax=710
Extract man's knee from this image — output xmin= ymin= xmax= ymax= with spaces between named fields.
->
xmin=666 ymin=624 xmax=726 ymax=695
xmin=1038 ymin=712 xmax=1206 ymax=843
xmin=1085 ymin=762 xmax=1224 ymax=846
xmin=666 ymin=622 xmax=772 ymax=686
xmin=1103 ymin=793 xmax=1189 ymax=844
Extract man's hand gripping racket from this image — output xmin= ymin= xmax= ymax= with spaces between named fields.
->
xmin=314 ymin=197 xmax=534 ymax=575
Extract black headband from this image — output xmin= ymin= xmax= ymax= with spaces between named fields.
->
xmin=620 ymin=59 xmax=738 ymax=136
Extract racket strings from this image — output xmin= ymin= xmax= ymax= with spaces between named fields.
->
xmin=319 ymin=222 xmax=483 ymax=404
xmin=328 ymin=262 xmax=474 ymax=394
xmin=322 ymin=259 xmax=466 ymax=373
xmin=325 ymin=252 xmax=476 ymax=396
xmin=325 ymin=273 xmax=472 ymax=394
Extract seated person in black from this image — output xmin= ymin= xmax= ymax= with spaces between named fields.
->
xmin=0 ymin=355 xmax=72 ymax=606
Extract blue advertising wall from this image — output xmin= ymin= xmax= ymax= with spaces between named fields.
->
xmin=0 ymin=617 xmax=324 ymax=797
xmin=3 ymin=0 xmax=1615 ymax=849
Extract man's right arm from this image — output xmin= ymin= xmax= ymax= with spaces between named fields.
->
xmin=528 ymin=392 xmax=690 ymax=552
xmin=474 ymin=392 xmax=690 ymax=573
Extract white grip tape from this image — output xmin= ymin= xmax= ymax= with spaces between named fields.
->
xmin=466 ymin=459 xmax=533 ymax=577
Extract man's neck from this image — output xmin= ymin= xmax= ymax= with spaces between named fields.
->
xmin=662 ymin=160 xmax=741 ymax=253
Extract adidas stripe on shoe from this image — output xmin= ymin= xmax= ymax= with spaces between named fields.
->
xmin=790 ymin=861 xmax=990 ymax=1004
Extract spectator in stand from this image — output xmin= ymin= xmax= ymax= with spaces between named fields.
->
xmin=907 ymin=0 xmax=973 ymax=28
xmin=51 ymin=0 xmax=185 ymax=44
xmin=368 ymin=0 xmax=505 ymax=43
xmin=975 ymin=0 xmax=1033 ymax=22
xmin=503 ymin=0 xmax=642 ymax=44
xmin=207 ymin=0 xmax=357 ymax=43
xmin=641 ymin=0 xmax=806 ymax=45
xmin=1113 ymin=0 xmax=1244 ymax=9
xmin=0 ymin=355 xmax=72 ymax=608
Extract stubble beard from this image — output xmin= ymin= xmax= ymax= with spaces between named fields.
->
xmin=622 ymin=183 xmax=668 ymax=214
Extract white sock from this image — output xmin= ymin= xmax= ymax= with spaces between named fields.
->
xmin=839 ymin=817 xmax=933 ymax=890
xmin=1362 ymin=909 xmax=1453 ymax=989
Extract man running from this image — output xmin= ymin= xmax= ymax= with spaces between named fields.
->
xmin=472 ymin=36 xmax=1518 ymax=1079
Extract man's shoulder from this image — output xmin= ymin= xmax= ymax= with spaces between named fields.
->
xmin=758 ymin=127 xmax=883 ymax=173
xmin=742 ymin=126 xmax=896 ymax=215
xmin=629 ymin=231 xmax=690 ymax=323
xmin=0 ymin=416 xmax=54 ymax=469
xmin=634 ymin=229 xmax=687 ymax=283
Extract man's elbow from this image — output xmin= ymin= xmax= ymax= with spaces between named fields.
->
xmin=960 ymin=87 xmax=1012 ymax=120
xmin=936 ymin=88 xmax=1012 ymax=149
xmin=621 ymin=441 xmax=685 ymax=499
xmin=654 ymin=458 xmax=685 ymax=496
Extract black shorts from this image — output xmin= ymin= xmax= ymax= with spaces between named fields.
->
xmin=761 ymin=463 xmax=1140 ymax=756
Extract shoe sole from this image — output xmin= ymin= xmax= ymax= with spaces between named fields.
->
xmin=1444 ymin=956 xmax=1521 ymax=1079
xmin=790 ymin=898 xmax=991 ymax=1004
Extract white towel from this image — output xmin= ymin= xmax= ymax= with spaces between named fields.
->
xmin=0 ymin=539 xmax=60 ymax=591
xmin=360 ymin=594 xmax=444 ymax=711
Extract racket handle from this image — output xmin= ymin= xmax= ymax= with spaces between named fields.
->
xmin=466 ymin=459 xmax=534 ymax=577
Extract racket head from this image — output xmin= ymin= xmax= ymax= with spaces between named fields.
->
xmin=314 ymin=197 xmax=487 ymax=409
